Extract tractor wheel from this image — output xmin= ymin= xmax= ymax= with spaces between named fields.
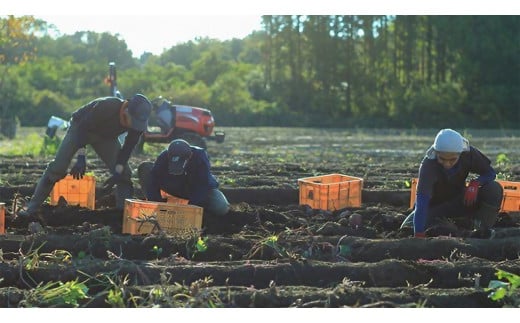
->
xmin=179 ymin=132 xmax=207 ymax=150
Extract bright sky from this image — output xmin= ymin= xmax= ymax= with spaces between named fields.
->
xmin=3 ymin=0 xmax=518 ymax=58
xmin=37 ymin=15 xmax=263 ymax=57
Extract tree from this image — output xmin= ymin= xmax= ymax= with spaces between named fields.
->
xmin=0 ymin=16 xmax=42 ymax=137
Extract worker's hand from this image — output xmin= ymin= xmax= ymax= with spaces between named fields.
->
xmin=70 ymin=154 xmax=86 ymax=179
xmin=414 ymin=232 xmax=426 ymax=238
xmin=464 ymin=180 xmax=480 ymax=207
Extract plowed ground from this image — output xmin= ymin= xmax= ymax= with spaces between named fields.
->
xmin=1 ymin=127 xmax=519 ymax=309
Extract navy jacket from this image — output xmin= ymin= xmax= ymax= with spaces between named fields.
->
xmin=414 ymin=146 xmax=496 ymax=233
xmin=146 ymin=146 xmax=219 ymax=207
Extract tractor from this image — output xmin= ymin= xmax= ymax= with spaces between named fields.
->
xmin=106 ymin=62 xmax=225 ymax=152
xmin=44 ymin=62 xmax=225 ymax=152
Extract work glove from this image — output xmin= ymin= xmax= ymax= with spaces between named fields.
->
xmin=414 ymin=232 xmax=426 ymax=238
xmin=464 ymin=180 xmax=480 ymax=207
xmin=102 ymin=164 xmax=124 ymax=191
xmin=70 ymin=154 xmax=86 ymax=179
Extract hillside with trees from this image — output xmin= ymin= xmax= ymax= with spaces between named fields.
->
xmin=1 ymin=15 xmax=518 ymax=138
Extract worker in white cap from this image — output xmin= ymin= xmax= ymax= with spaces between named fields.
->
xmin=401 ymin=129 xmax=503 ymax=239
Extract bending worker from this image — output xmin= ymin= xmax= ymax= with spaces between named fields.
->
xmin=18 ymin=94 xmax=152 ymax=217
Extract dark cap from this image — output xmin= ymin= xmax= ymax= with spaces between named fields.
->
xmin=167 ymin=139 xmax=192 ymax=175
xmin=127 ymin=94 xmax=152 ymax=131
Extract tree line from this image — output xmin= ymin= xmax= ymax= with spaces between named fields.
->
xmin=0 ymin=15 xmax=518 ymax=138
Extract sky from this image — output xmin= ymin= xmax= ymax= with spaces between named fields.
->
xmin=3 ymin=0 xmax=518 ymax=58
xmin=37 ymin=15 xmax=263 ymax=57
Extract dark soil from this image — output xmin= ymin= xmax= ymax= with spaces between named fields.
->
xmin=0 ymin=127 xmax=519 ymax=308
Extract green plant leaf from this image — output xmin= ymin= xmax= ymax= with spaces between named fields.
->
xmin=196 ymin=237 xmax=208 ymax=252
xmin=488 ymin=287 xmax=507 ymax=301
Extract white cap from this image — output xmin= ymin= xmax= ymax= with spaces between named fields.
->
xmin=426 ymin=128 xmax=470 ymax=159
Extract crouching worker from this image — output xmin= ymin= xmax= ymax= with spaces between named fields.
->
xmin=401 ymin=128 xmax=503 ymax=239
xmin=137 ymin=139 xmax=230 ymax=216
xmin=17 ymin=94 xmax=152 ymax=217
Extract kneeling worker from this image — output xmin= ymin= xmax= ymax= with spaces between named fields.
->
xmin=138 ymin=139 xmax=230 ymax=216
xmin=401 ymin=128 xmax=503 ymax=239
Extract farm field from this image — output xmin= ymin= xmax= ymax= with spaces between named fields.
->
xmin=0 ymin=127 xmax=519 ymax=309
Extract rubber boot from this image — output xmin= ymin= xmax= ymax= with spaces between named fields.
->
xmin=470 ymin=202 xmax=500 ymax=239
xmin=137 ymin=161 xmax=154 ymax=198
xmin=20 ymin=174 xmax=56 ymax=216
xmin=115 ymin=181 xmax=134 ymax=210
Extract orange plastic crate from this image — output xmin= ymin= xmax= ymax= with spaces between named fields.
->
xmin=409 ymin=178 xmax=520 ymax=212
xmin=0 ymin=202 xmax=5 ymax=234
xmin=50 ymin=175 xmax=95 ymax=209
xmin=122 ymin=199 xmax=203 ymax=235
xmin=160 ymin=190 xmax=189 ymax=205
xmin=499 ymin=180 xmax=520 ymax=212
xmin=298 ymin=174 xmax=363 ymax=211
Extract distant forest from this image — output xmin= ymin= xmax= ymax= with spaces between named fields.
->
xmin=1 ymin=15 xmax=519 ymax=133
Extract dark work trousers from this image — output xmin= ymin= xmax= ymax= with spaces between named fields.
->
xmin=401 ymin=181 xmax=503 ymax=230
xmin=25 ymin=121 xmax=134 ymax=213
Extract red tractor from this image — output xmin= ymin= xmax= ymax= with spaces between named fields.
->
xmin=139 ymin=97 xmax=225 ymax=151
xmin=106 ymin=62 xmax=225 ymax=152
